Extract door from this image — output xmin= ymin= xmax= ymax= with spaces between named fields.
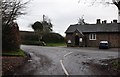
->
xmin=75 ymin=35 xmax=79 ymax=46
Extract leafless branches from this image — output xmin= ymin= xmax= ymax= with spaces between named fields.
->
xmin=2 ymin=0 xmax=31 ymax=26
xmin=113 ymin=0 xmax=120 ymax=10
xmin=78 ymin=0 xmax=119 ymax=8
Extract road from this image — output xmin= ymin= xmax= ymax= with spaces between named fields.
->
xmin=14 ymin=45 xmax=119 ymax=75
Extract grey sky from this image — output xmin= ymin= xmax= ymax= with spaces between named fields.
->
xmin=17 ymin=0 xmax=118 ymax=36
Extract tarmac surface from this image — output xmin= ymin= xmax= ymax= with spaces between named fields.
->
xmin=14 ymin=45 xmax=119 ymax=75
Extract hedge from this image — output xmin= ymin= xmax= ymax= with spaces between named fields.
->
xmin=2 ymin=23 xmax=21 ymax=51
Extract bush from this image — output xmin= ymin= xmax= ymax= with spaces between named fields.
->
xmin=42 ymin=33 xmax=65 ymax=43
xmin=20 ymin=32 xmax=65 ymax=45
xmin=2 ymin=22 xmax=21 ymax=51
xmin=20 ymin=31 xmax=38 ymax=41
xmin=46 ymin=42 xmax=66 ymax=46
xmin=22 ymin=41 xmax=45 ymax=46
xmin=2 ymin=49 xmax=26 ymax=57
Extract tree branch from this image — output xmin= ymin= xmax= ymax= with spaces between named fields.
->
xmin=113 ymin=1 xmax=120 ymax=10
xmin=2 ymin=0 xmax=31 ymax=25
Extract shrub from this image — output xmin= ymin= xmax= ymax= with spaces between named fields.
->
xmin=20 ymin=32 xmax=38 ymax=41
xmin=22 ymin=41 xmax=45 ymax=46
xmin=2 ymin=22 xmax=21 ymax=51
xmin=20 ymin=32 xmax=65 ymax=45
xmin=2 ymin=49 xmax=26 ymax=57
xmin=42 ymin=33 xmax=65 ymax=43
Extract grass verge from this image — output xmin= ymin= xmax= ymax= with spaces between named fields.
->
xmin=2 ymin=49 xmax=26 ymax=57
xmin=46 ymin=42 xmax=66 ymax=47
xmin=22 ymin=41 xmax=40 ymax=45
xmin=22 ymin=40 xmax=66 ymax=47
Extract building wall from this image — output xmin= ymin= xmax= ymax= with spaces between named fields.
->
xmin=85 ymin=32 xmax=120 ymax=48
xmin=66 ymin=32 xmax=120 ymax=48
xmin=66 ymin=30 xmax=84 ymax=47
xmin=66 ymin=33 xmax=74 ymax=47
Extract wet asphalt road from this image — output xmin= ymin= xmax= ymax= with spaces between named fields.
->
xmin=14 ymin=45 xmax=119 ymax=75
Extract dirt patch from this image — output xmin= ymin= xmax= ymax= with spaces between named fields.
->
xmin=99 ymin=58 xmax=120 ymax=75
xmin=12 ymin=53 xmax=52 ymax=75
xmin=2 ymin=56 xmax=28 ymax=75
xmin=83 ymin=58 xmax=120 ymax=76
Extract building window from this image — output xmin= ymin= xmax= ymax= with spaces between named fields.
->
xmin=79 ymin=38 xmax=82 ymax=42
xmin=67 ymin=40 xmax=71 ymax=43
xmin=89 ymin=34 xmax=96 ymax=40
xmin=76 ymin=33 xmax=78 ymax=35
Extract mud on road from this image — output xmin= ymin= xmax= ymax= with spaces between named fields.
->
xmin=14 ymin=52 xmax=52 ymax=75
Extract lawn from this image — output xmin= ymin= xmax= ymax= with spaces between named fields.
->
xmin=46 ymin=42 xmax=66 ymax=47
xmin=21 ymin=40 xmax=67 ymax=47
xmin=2 ymin=49 xmax=26 ymax=57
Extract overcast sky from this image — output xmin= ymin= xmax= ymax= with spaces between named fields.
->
xmin=16 ymin=0 xmax=118 ymax=36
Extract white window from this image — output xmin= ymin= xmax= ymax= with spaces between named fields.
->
xmin=79 ymin=38 xmax=82 ymax=42
xmin=68 ymin=40 xmax=71 ymax=43
xmin=89 ymin=34 xmax=96 ymax=40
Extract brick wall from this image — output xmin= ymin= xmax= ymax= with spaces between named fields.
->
xmin=66 ymin=33 xmax=74 ymax=47
xmin=66 ymin=32 xmax=120 ymax=48
xmin=85 ymin=32 xmax=120 ymax=48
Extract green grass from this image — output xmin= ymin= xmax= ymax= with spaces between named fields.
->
xmin=22 ymin=40 xmax=66 ymax=47
xmin=46 ymin=42 xmax=66 ymax=47
xmin=22 ymin=41 xmax=40 ymax=45
xmin=110 ymin=59 xmax=120 ymax=70
xmin=2 ymin=49 xmax=26 ymax=57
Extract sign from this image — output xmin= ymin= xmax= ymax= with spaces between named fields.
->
xmin=68 ymin=40 xmax=71 ymax=43
xmin=79 ymin=38 xmax=82 ymax=42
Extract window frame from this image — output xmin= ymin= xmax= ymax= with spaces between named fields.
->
xmin=89 ymin=33 xmax=96 ymax=40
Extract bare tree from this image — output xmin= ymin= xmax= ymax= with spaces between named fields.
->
xmin=2 ymin=0 xmax=30 ymax=51
xmin=2 ymin=0 xmax=30 ymax=26
xmin=78 ymin=0 xmax=120 ymax=22
xmin=31 ymin=15 xmax=53 ymax=45
xmin=112 ymin=0 xmax=120 ymax=10
xmin=31 ymin=21 xmax=43 ymax=43
xmin=42 ymin=15 xmax=53 ymax=33
xmin=78 ymin=0 xmax=119 ymax=6
xmin=78 ymin=16 xmax=86 ymax=25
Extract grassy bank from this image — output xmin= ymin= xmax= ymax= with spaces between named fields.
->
xmin=2 ymin=49 xmax=26 ymax=57
xmin=22 ymin=40 xmax=66 ymax=47
xmin=46 ymin=42 xmax=66 ymax=47
xmin=22 ymin=41 xmax=41 ymax=45
xmin=88 ymin=58 xmax=120 ymax=75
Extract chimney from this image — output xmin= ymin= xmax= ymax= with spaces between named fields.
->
xmin=102 ymin=20 xmax=107 ymax=24
xmin=113 ymin=20 xmax=117 ymax=23
xmin=96 ymin=19 xmax=101 ymax=24
xmin=111 ymin=21 xmax=112 ymax=23
xmin=102 ymin=21 xmax=104 ymax=24
xmin=103 ymin=20 xmax=107 ymax=24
